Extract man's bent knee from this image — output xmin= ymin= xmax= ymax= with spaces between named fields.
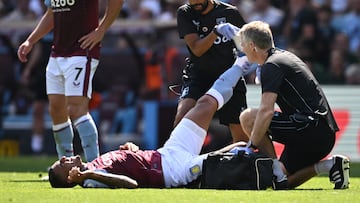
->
xmin=239 ymin=108 xmax=256 ymax=122
xmin=239 ymin=108 xmax=257 ymax=133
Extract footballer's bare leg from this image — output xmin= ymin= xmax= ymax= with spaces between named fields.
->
xmin=229 ymin=123 xmax=249 ymax=143
xmin=185 ymin=95 xmax=218 ymax=131
xmin=48 ymin=94 xmax=74 ymax=158
xmin=174 ymin=98 xmax=196 ymax=127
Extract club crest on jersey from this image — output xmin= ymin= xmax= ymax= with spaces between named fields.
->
xmin=192 ymin=20 xmax=200 ymax=31
xmin=216 ymin=17 xmax=226 ymax=25
xmin=189 ymin=165 xmax=201 ymax=176
xmin=73 ymin=81 xmax=80 ymax=87
xmin=181 ymin=87 xmax=189 ymax=98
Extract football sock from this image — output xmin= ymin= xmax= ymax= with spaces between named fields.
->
xmin=314 ymin=158 xmax=333 ymax=175
xmin=74 ymin=114 xmax=99 ymax=162
xmin=53 ymin=120 xmax=74 ymax=158
xmin=273 ymin=159 xmax=287 ymax=182
xmin=206 ymin=64 xmax=244 ymax=110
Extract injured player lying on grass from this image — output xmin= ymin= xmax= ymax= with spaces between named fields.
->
xmin=48 ymin=45 xmax=349 ymax=189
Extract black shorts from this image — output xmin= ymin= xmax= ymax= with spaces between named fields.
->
xmin=180 ymin=76 xmax=247 ymax=125
xmin=30 ymin=40 xmax=51 ymax=101
xmin=270 ymin=112 xmax=336 ymax=174
xmin=30 ymin=72 xmax=47 ymax=101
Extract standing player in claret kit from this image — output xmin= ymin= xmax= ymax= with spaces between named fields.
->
xmin=17 ymin=0 xmax=124 ymax=161
xmin=174 ymin=0 xmax=249 ymax=143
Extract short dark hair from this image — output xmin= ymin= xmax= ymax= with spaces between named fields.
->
xmin=48 ymin=168 xmax=77 ymax=188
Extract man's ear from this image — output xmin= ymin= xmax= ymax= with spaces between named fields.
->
xmin=248 ymin=42 xmax=257 ymax=52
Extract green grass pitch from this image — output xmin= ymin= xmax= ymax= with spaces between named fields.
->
xmin=0 ymin=156 xmax=359 ymax=203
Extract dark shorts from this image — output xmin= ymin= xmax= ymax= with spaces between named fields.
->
xmin=30 ymin=72 xmax=47 ymax=101
xmin=270 ymin=112 xmax=336 ymax=174
xmin=30 ymin=40 xmax=51 ymax=101
xmin=180 ymin=76 xmax=247 ymax=125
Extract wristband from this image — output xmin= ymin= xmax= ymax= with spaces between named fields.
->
xmin=213 ymin=25 xmax=221 ymax=36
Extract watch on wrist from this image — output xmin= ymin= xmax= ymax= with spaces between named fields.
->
xmin=213 ymin=25 xmax=221 ymax=36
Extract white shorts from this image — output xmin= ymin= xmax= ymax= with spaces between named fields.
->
xmin=46 ymin=56 xmax=99 ymax=98
xmin=157 ymin=118 xmax=207 ymax=188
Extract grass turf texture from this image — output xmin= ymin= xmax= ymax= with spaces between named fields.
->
xmin=1 ymin=156 xmax=359 ymax=203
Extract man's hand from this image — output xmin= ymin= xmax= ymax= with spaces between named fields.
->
xmin=78 ymin=28 xmax=105 ymax=50
xmin=119 ymin=142 xmax=139 ymax=152
xmin=229 ymin=146 xmax=253 ymax=154
xmin=17 ymin=41 xmax=33 ymax=63
xmin=214 ymin=23 xmax=240 ymax=40
xmin=68 ymin=166 xmax=85 ymax=183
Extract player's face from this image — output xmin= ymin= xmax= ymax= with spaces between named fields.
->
xmin=51 ymin=155 xmax=83 ymax=181
xmin=238 ymin=35 xmax=248 ymax=53
xmin=239 ymin=36 xmax=256 ymax=63
xmin=189 ymin=0 xmax=209 ymax=13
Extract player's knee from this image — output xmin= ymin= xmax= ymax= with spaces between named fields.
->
xmin=68 ymin=105 xmax=88 ymax=120
xmin=197 ymin=95 xmax=218 ymax=111
xmin=49 ymin=103 xmax=67 ymax=118
xmin=239 ymin=108 xmax=255 ymax=131
xmin=239 ymin=109 xmax=249 ymax=122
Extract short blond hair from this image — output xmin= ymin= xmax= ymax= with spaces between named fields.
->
xmin=239 ymin=21 xmax=274 ymax=50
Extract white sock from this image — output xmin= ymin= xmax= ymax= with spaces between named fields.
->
xmin=206 ymin=63 xmax=244 ymax=110
xmin=53 ymin=120 xmax=74 ymax=158
xmin=314 ymin=158 xmax=333 ymax=175
xmin=74 ymin=114 xmax=99 ymax=162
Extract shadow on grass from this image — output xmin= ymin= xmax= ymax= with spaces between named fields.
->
xmin=1 ymin=156 xmax=360 ymax=177
xmin=8 ymin=180 xmax=48 ymax=183
xmin=293 ymin=188 xmax=325 ymax=191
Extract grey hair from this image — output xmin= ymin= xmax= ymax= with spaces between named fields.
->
xmin=239 ymin=21 xmax=274 ymax=50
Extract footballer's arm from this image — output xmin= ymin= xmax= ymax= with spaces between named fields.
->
xmin=68 ymin=167 xmax=138 ymax=189
xmin=81 ymin=171 xmax=138 ymax=189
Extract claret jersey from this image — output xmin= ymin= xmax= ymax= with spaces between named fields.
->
xmin=86 ymin=150 xmax=165 ymax=188
xmin=44 ymin=0 xmax=100 ymax=58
